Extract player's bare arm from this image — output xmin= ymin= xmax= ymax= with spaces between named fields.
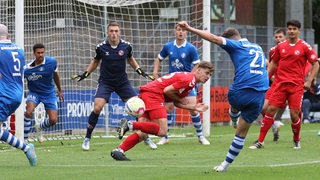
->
xmin=178 ymin=21 xmax=223 ymax=45
xmin=132 ymin=56 xmax=155 ymax=80
xmin=304 ymin=60 xmax=320 ymax=90
xmin=127 ymin=56 xmax=139 ymax=70
xmin=54 ymin=72 xmax=64 ymax=102
xmin=86 ymin=59 xmax=100 ymax=73
xmin=267 ymin=60 xmax=277 ymax=79
xmin=153 ymin=58 xmax=162 ymax=79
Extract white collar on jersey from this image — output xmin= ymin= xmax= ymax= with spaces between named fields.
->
xmin=0 ymin=39 xmax=12 ymax=43
xmin=174 ymin=39 xmax=187 ymax=48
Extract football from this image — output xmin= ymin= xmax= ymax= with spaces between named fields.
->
xmin=125 ymin=96 xmax=146 ymax=117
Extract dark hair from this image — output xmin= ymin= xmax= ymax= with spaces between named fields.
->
xmin=33 ymin=43 xmax=45 ymax=52
xmin=286 ymin=19 xmax=301 ymax=29
xmin=221 ymin=28 xmax=240 ymax=39
xmin=107 ymin=22 xmax=120 ymax=30
xmin=274 ymin=28 xmax=286 ymax=35
xmin=198 ymin=61 xmax=214 ymax=73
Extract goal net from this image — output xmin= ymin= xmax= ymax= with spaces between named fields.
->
xmin=1 ymin=0 xmax=207 ymax=141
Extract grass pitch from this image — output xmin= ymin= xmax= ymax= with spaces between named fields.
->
xmin=1 ymin=122 xmax=320 ymax=180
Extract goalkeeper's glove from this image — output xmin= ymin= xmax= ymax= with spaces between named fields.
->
xmin=136 ymin=67 xmax=155 ymax=80
xmin=71 ymin=71 xmax=90 ymax=82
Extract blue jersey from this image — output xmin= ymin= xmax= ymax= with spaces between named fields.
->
xmin=0 ymin=40 xmax=25 ymax=100
xmin=94 ymin=39 xmax=132 ymax=84
xmin=24 ymin=56 xmax=57 ymax=96
xmin=158 ymin=40 xmax=200 ymax=73
xmin=220 ymin=38 xmax=269 ymax=92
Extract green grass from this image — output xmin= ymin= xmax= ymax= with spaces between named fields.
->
xmin=1 ymin=123 xmax=320 ymax=180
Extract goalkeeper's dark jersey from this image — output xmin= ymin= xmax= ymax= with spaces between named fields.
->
xmin=94 ymin=39 xmax=133 ymax=84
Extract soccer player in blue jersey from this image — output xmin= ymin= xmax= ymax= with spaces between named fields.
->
xmin=148 ymin=23 xmax=210 ymax=145
xmin=178 ymin=21 xmax=269 ymax=172
xmin=24 ymin=43 xmax=64 ymax=142
xmin=0 ymin=24 xmax=37 ymax=166
xmin=72 ymin=22 xmax=155 ymax=151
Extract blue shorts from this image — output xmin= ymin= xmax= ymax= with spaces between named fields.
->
xmin=26 ymin=91 xmax=58 ymax=111
xmin=228 ymin=88 xmax=265 ymax=123
xmin=0 ymin=96 xmax=21 ymax=122
xmin=95 ymin=80 xmax=137 ymax=102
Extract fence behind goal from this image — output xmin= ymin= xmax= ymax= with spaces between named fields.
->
xmin=0 ymin=0 xmax=211 ymax=140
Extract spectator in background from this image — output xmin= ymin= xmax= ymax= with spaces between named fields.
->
xmin=302 ymin=79 xmax=320 ymax=123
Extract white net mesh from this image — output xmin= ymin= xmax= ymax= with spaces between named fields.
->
xmin=0 ymin=0 xmax=205 ymax=140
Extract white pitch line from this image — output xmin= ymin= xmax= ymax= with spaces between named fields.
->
xmin=40 ymin=160 xmax=320 ymax=168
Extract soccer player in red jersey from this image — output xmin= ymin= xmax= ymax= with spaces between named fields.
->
xmin=261 ymin=28 xmax=287 ymax=142
xmin=111 ymin=61 xmax=214 ymax=161
xmin=250 ymin=19 xmax=319 ymax=149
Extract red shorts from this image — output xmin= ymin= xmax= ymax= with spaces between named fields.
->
xmin=139 ymin=91 xmax=167 ymax=120
xmin=265 ymin=83 xmax=276 ymax=100
xmin=268 ymin=82 xmax=304 ymax=110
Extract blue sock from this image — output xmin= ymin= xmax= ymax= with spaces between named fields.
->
xmin=24 ymin=117 xmax=33 ymax=140
xmin=0 ymin=129 xmax=28 ymax=152
xmin=40 ymin=118 xmax=51 ymax=129
xmin=166 ymin=112 xmax=175 ymax=139
xmin=85 ymin=111 xmax=99 ymax=139
xmin=225 ymin=135 xmax=245 ymax=164
xmin=191 ymin=112 xmax=203 ymax=138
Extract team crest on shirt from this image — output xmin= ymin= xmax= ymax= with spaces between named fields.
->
xmin=294 ymin=50 xmax=300 ymax=55
xmin=118 ymin=50 xmax=124 ymax=56
xmin=281 ymin=49 xmax=286 ymax=53
xmin=181 ymin=53 xmax=186 ymax=59
xmin=39 ymin=67 xmax=45 ymax=71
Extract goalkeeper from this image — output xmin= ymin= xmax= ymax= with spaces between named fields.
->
xmin=72 ymin=22 xmax=156 ymax=151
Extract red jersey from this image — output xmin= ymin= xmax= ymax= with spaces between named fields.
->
xmin=268 ymin=46 xmax=277 ymax=80
xmin=140 ymin=72 xmax=196 ymax=102
xmin=272 ymin=39 xmax=318 ymax=86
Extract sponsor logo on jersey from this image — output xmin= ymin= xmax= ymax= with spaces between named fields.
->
xmin=27 ymin=73 xmax=42 ymax=81
xmin=171 ymin=59 xmax=184 ymax=69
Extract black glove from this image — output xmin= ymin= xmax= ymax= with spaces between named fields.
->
xmin=71 ymin=71 xmax=90 ymax=82
xmin=136 ymin=67 xmax=155 ymax=80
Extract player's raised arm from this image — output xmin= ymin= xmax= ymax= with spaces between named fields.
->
xmin=178 ymin=21 xmax=223 ymax=45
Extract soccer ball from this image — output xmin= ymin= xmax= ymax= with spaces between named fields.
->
xmin=125 ymin=97 xmax=146 ymax=117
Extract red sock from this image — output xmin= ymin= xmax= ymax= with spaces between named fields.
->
xmin=132 ymin=122 xmax=160 ymax=135
xmin=291 ymin=118 xmax=301 ymax=141
xmin=119 ymin=132 xmax=140 ymax=152
xmin=257 ymin=113 xmax=275 ymax=142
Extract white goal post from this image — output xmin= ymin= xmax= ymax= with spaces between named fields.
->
xmin=4 ymin=0 xmax=211 ymax=140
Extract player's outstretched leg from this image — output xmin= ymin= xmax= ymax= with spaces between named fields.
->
xmin=25 ymin=144 xmax=37 ymax=166
xmin=111 ymin=148 xmax=131 ymax=161
xmin=0 ymin=129 xmax=37 ymax=166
